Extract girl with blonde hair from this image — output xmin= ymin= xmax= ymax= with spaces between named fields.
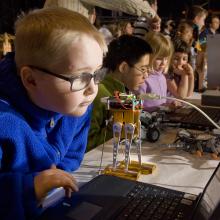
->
xmin=137 ymin=31 xmax=173 ymax=111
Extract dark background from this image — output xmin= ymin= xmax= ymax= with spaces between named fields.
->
xmin=0 ymin=0 xmax=220 ymax=34
xmin=0 ymin=0 xmax=45 ymax=34
xmin=158 ymin=0 xmax=220 ymax=18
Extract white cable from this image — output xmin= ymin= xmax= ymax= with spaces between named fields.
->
xmin=140 ymin=93 xmax=220 ymax=130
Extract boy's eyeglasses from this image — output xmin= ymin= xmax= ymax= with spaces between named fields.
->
xmin=29 ymin=65 xmax=107 ymax=92
xmin=130 ymin=65 xmax=152 ymax=75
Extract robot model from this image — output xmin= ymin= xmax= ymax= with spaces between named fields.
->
xmin=101 ymin=92 xmax=156 ymax=180
xmin=174 ymin=129 xmax=220 ymax=159
xmin=140 ymin=111 xmax=166 ymax=142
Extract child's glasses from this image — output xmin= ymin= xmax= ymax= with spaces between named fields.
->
xmin=29 ymin=66 xmax=107 ymax=92
xmin=131 ymin=65 xmax=152 ymax=75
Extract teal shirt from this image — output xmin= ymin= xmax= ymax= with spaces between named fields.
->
xmin=87 ymin=74 xmax=125 ymax=151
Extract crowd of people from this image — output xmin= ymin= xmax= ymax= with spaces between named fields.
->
xmin=89 ymin=2 xmax=219 ymax=147
xmin=0 ymin=0 xmax=219 ymax=219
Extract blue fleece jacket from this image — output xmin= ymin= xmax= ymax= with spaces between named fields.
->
xmin=0 ymin=53 xmax=92 ymax=220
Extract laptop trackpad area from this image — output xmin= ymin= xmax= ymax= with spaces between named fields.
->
xmin=39 ymin=175 xmax=136 ymax=220
xmin=66 ymin=202 xmax=102 ymax=220
xmin=65 ymin=175 xmax=137 ymax=219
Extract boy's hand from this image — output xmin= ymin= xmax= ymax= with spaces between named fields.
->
xmin=34 ymin=165 xmax=78 ymax=201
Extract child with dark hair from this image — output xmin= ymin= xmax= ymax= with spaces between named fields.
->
xmin=167 ymin=38 xmax=194 ymax=99
xmin=87 ymin=35 xmax=152 ymax=150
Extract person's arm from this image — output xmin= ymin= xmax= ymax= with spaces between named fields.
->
xmin=167 ymin=74 xmax=188 ymax=99
xmin=0 ymin=143 xmax=78 ymax=220
xmin=167 ymin=77 xmax=180 ymax=98
xmin=0 ymin=169 xmax=78 ymax=220
xmin=0 ymin=169 xmax=41 ymax=220
xmin=44 ymin=0 xmax=159 ymax=28
xmin=177 ymin=74 xmax=189 ymax=98
xmin=178 ymin=63 xmax=194 ymax=97
xmin=185 ymin=65 xmax=194 ymax=97
xmin=57 ymin=105 xmax=93 ymax=171
xmin=34 ymin=165 xmax=78 ymax=201
xmin=168 ymin=65 xmax=194 ymax=99
xmin=44 ymin=0 xmax=93 ymax=20
xmin=0 ymin=114 xmax=42 ymax=219
xmin=44 ymin=0 xmax=155 ymax=18
xmin=81 ymin=0 xmax=156 ymax=18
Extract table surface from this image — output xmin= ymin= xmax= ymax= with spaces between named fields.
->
xmin=42 ymin=93 xmax=220 ymax=208
xmin=74 ymin=127 xmax=219 ymax=196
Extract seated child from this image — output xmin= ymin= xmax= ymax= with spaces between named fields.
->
xmin=167 ymin=38 xmax=194 ymax=99
xmin=0 ymin=7 xmax=107 ymax=220
xmin=138 ymin=32 xmax=173 ymax=112
xmin=87 ymin=35 xmax=152 ymax=150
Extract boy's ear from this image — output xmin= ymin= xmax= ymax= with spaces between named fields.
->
xmin=118 ymin=61 xmax=129 ymax=74
xmin=19 ymin=66 xmax=37 ymax=91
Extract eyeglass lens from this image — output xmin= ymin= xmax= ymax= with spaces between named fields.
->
xmin=70 ymin=68 xmax=107 ymax=91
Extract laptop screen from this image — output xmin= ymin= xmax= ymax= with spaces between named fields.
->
xmin=193 ymin=163 xmax=220 ymax=220
xmin=207 ymin=34 xmax=220 ymax=89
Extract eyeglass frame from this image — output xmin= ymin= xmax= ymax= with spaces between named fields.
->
xmin=28 ymin=65 xmax=107 ymax=92
xmin=129 ymin=65 xmax=152 ymax=75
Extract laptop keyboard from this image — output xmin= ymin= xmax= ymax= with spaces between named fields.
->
xmin=181 ymin=107 xmax=220 ymax=127
xmin=115 ymin=183 xmax=191 ymax=220
xmin=167 ymin=107 xmax=220 ymax=130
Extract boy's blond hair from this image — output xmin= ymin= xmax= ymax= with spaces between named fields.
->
xmin=144 ymin=31 xmax=173 ymax=72
xmin=15 ymin=7 xmax=107 ymax=70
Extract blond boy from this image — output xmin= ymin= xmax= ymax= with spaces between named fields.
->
xmin=0 ymin=7 xmax=106 ymax=220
